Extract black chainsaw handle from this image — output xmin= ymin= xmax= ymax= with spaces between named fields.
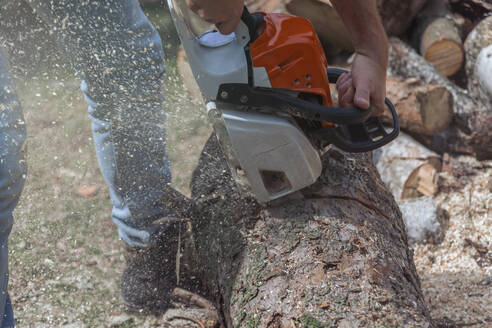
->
xmin=217 ymin=83 xmax=373 ymax=124
xmin=321 ymin=68 xmax=400 ymax=152
xmin=326 ymin=67 xmax=399 ymax=124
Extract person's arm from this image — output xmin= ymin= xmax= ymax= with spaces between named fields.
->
xmin=186 ymin=0 xmax=244 ymax=35
xmin=330 ymin=0 xmax=388 ymax=115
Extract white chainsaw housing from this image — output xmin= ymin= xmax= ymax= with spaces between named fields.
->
xmin=168 ymin=0 xmax=323 ymax=202
xmin=207 ymin=103 xmax=322 ymax=202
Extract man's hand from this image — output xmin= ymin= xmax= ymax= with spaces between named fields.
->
xmin=186 ymin=0 xmax=244 ymax=35
xmin=331 ymin=0 xmax=388 ymax=116
xmin=336 ymin=53 xmax=387 ymax=115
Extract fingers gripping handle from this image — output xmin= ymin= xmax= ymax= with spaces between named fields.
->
xmin=324 ymin=68 xmax=400 ymax=152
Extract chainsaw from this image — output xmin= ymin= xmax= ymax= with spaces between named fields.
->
xmin=168 ymin=0 xmax=399 ymax=203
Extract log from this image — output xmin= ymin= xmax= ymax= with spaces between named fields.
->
xmin=389 ymin=37 xmax=492 ymax=160
xmin=185 ymin=134 xmax=433 ymax=327
xmin=399 ymin=196 xmax=446 ymax=244
xmin=403 ymin=162 xmax=440 ymax=199
xmin=420 ymin=18 xmax=464 ymax=76
xmin=373 ymin=132 xmax=441 ymax=201
xmin=385 ymin=76 xmax=453 ymax=135
xmin=285 ymin=0 xmax=428 ymax=52
xmin=464 ymin=16 xmax=492 ymax=106
xmin=372 ymin=134 xmax=446 ymax=245
xmin=285 ymin=0 xmax=354 ymax=55
xmin=410 ymin=0 xmax=464 ymax=76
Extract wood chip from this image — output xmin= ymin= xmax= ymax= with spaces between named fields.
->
xmin=74 ymin=184 xmax=99 ymax=198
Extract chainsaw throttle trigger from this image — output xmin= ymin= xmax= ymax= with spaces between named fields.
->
xmin=314 ymin=68 xmax=400 ymax=152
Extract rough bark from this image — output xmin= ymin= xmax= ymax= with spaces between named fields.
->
xmin=410 ymin=0 xmax=464 ymax=76
xmin=385 ymin=76 xmax=453 ymax=136
xmin=389 ymin=37 xmax=492 ymax=160
xmin=464 ymin=16 xmax=492 ymax=107
xmin=187 ymin=134 xmax=434 ymax=327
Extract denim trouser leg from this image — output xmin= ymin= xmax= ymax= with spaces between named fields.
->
xmin=0 ymin=47 xmax=27 ymax=327
xmin=28 ymin=0 xmax=172 ymax=247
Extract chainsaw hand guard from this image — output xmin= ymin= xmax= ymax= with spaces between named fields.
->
xmin=317 ymin=68 xmax=400 ymax=153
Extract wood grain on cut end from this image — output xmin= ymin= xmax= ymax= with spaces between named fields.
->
xmin=424 ymin=40 xmax=464 ymax=76
xmin=402 ymin=160 xmax=441 ymax=199
xmin=418 ymin=85 xmax=454 ymax=133
xmin=421 ymin=18 xmax=464 ymax=76
xmin=385 ymin=77 xmax=453 ymax=136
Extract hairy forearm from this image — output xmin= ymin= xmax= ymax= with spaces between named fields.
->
xmin=331 ymin=0 xmax=388 ymax=66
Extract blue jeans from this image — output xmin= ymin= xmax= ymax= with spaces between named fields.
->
xmin=0 ymin=0 xmax=172 ymax=325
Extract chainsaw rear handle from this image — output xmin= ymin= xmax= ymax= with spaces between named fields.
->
xmin=326 ymin=67 xmax=399 ymax=126
xmin=321 ymin=68 xmax=400 ymax=152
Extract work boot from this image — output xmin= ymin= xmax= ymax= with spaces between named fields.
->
xmin=120 ymin=219 xmax=202 ymax=313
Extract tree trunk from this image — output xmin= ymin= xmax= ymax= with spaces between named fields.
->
xmin=389 ymin=37 xmax=492 ymax=160
xmin=385 ymin=76 xmax=453 ymax=136
xmin=187 ymin=135 xmax=434 ymax=327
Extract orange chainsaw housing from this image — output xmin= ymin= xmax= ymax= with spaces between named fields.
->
xmin=249 ymin=13 xmax=334 ymax=108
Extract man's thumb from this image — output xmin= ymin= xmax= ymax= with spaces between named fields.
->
xmin=354 ymin=87 xmax=370 ymax=110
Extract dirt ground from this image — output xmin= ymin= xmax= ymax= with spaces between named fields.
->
xmin=4 ymin=4 xmax=492 ymax=328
